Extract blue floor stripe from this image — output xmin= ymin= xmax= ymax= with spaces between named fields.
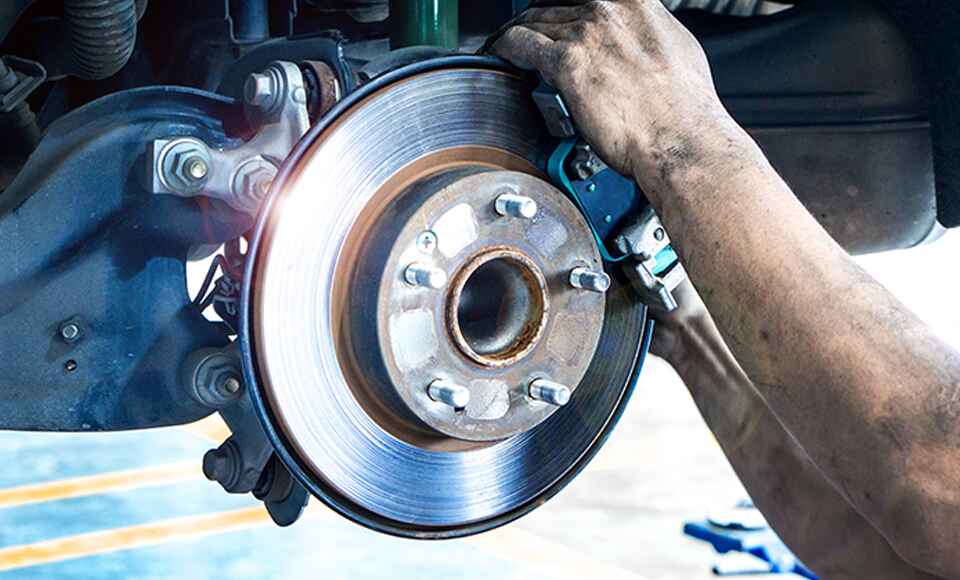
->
xmin=0 ymin=479 xmax=257 ymax=548
xmin=0 ymin=429 xmax=207 ymax=488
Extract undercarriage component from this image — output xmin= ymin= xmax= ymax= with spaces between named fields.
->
xmin=240 ymin=57 xmax=651 ymax=536
xmin=148 ymin=61 xmax=311 ymax=214
xmin=63 ymin=0 xmax=137 ymax=80
xmin=0 ymin=87 xmax=250 ymax=430
xmin=0 ymin=55 xmax=43 ymax=190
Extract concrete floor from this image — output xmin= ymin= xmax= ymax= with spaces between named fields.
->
xmin=0 ymin=231 xmax=955 ymax=578
xmin=0 ymin=357 xmax=747 ymax=580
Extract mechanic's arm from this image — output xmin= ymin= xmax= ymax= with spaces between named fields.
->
xmin=651 ymin=281 xmax=940 ymax=579
xmin=492 ymin=2 xmax=960 ymax=577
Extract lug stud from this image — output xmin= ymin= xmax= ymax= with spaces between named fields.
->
xmin=404 ymin=263 xmax=447 ymax=289
xmin=529 ymin=379 xmax=571 ymax=407
xmin=569 ymin=267 xmax=611 ymax=293
xmin=495 ymin=193 xmax=538 ymax=220
xmin=427 ymin=379 xmax=470 ymax=409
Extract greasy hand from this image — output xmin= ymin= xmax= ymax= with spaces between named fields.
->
xmin=491 ymin=0 xmax=736 ymax=195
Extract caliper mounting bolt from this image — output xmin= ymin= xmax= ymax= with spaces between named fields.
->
xmin=569 ymin=267 xmax=611 ymax=293
xmin=529 ymin=379 xmax=572 ymax=407
xmin=495 ymin=193 xmax=538 ymax=220
xmin=427 ymin=379 xmax=470 ymax=409
xmin=404 ymin=263 xmax=447 ymax=289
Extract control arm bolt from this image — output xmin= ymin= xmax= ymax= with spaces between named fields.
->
xmin=495 ymin=193 xmax=538 ymax=220
xmin=569 ymin=267 xmax=611 ymax=293
xmin=244 ymin=71 xmax=278 ymax=110
xmin=529 ymin=379 xmax=572 ymax=407
xmin=404 ymin=263 xmax=447 ymax=289
xmin=427 ymin=379 xmax=470 ymax=409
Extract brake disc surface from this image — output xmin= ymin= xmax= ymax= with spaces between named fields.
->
xmin=241 ymin=57 xmax=651 ymax=538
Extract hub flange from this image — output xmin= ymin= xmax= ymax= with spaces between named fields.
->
xmin=342 ymin=168 xmax=605 ymax=442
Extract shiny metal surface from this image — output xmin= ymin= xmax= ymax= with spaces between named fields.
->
xmin=528 ymin=379 xmax=572 ymax=407
xmin=248 ymin=65 xmax=645 ymax=533
xmin=358 ymin=170 xmax=605 ymax=441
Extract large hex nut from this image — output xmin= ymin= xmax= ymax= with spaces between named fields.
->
xmin=158 ymin=138 xmax=212 ymax=194
xmin=183 ymin=349 xmax=243 ymax=409
xmin=231 ymin=157 xmax=278 ymax=214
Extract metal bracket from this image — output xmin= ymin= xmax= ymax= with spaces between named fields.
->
xmin=148 ymin=61 xmax=311 ymax=214
xmin=533 ymin=79 xmax=686 ymax=311
xmin=0 ymin=56 xmax=46 ymax=114
xmin=532 ymin=80 xmax=576 ymax=138
xmin=195 ymin=342 xmax=310 ymax=526
xmin=618 ymin=207 xmax=686 ymax=312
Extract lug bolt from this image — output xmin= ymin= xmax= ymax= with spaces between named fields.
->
xmin=529 ymin=379 xmax=572 ymax=407
xmin=427 ymin=379 xmax=470 ymax=409
xmin=404 ymin=263 xmax=447 ymax=289
xmin=495 ymin=193 xmax=538 ymax=220
xmin=416 ymin=231 xmax=438 ymax=254
xmin=569 ymin=267 xmax=611 ymax=293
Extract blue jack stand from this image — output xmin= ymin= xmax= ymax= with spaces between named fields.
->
xmin=684 ymin=504 xmax=817 ymax=578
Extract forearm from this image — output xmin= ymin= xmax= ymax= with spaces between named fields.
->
xmin=668 ymin=313 xmax=939 ymax=579
xmin=640 ymin=123 xmax=960 ymax=572
xmin=488 ymin=2 xmax=960 ymax=571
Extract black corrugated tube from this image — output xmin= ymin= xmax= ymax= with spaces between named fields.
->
xmin=63 ymin=0 xmax=137 ymax=80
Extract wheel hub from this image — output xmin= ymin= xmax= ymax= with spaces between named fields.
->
xmin=242 ymin=59 xmax=648 ymax=537
xmin=341 ymin=168 xmax=605 ymax=443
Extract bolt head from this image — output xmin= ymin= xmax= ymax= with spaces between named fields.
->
xmin=231 ymin=158 xmax=279 ymax=213
xmin=161 ymin=139 xmax=211 ymax=194
xmin=222 ymin=376 xmax=242 ymax=395
xmin=416 ymin=231 xmax=438 ymax=254
xmin=244 ymin=72 xmax=277 ymax=109
xmin=60 ymin=322 xmax=81 ymax=342
xmin=654 ymin=228 xmax=666 ymax=241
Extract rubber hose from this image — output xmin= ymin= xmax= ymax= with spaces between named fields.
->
xmin=63 ymin=0 xmax=137 ymax=80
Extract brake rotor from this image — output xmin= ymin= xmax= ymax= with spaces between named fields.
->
xmin=241 ymin=57 xmax=651 ymax=538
